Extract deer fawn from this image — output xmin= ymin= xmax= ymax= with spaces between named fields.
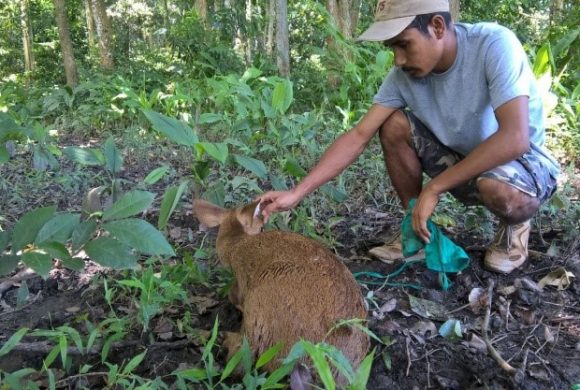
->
xmin=193 ymin=199 xmax=369 ymax=388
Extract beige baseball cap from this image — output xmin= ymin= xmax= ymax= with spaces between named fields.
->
xmin=358 ymin=0 xmax=450 ymax=42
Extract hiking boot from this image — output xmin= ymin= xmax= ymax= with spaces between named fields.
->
xmin=484 ymin=220 xmax=531 ymax=274
xmin=369 ymin=232 xmax=404 ymax=263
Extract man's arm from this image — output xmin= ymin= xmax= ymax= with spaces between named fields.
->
xmin=412 ymin=95 xmax=530 ymax=242
xmin=260 ymin=104 xmax=396 ymax=219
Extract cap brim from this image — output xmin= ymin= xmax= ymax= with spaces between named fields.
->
xmin=357 ymin=16 xmax=415 ymax=42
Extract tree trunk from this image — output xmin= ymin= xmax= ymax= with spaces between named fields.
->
xmin=196 ymin=0 xmax=207 ymax=24
xmin=20 ymin=0 xmax=35 ymax=73
xmin=53 ymin=0 xmax=78 ymax=87
xmin=275 ymin=0 xmax=289 ymax=77
xmin=245 ymin=0 xmax=253 ymax=64
xmin=91 ymin=0 xmax=114 ymax=70
xmin=350 ymin=0 xmax=360 ymax=36
xmin=449 ymin=0 xmax=460 ymax=20
xmin=84 ymin=0 xmax=96 ymax=47
xmin=337 ymin=0 xmax=352 ymax=39
xmin=265 ymin=0 xmax=275 ymax=56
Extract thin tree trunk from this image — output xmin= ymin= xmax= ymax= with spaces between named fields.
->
xmin=196 ymin=0 xmax=207 ymax=24
xmin=84 ymin=0 xmax=96 ymax=47
xmin=245 ymin=0 xmax=253 ymax=64
xmin=350 ymin=0 xmax=360 ymax=36
xmin=91 ymin=0 xmax=114 ymax=70
xmin=265 ymin=0 xmax=275 ymax=56
xmin=449 ymin=0 xmax=460 ymax=20
xmin=275 ymin=0 xmax=289 ymax=77
xmin=53 ymin=0 xmax=78 ymax=87
xmin=337 ymin=0 xmax=352 ymax=39
xmin=20 ymin=0 xmax=35 ymax=73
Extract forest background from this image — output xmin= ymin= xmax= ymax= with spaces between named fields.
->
xmin=0 ymin=0 xmax=578 ymax=389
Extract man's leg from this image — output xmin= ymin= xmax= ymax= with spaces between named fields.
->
xmin=378 ymin=111 xmax=422 ymax=208
xmin=478 ymin=178 xmax=540 ymax=224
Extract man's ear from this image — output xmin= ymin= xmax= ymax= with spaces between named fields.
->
xmin=430 ymin=15 xmax=446 ymax=39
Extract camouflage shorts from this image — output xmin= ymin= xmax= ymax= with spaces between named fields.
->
xmin=406 ymin=112 xmax=558 ymax=205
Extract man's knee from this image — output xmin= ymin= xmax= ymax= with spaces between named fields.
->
xmin=478 ymin=178 xmax=540 ymax=223
xmin=378 ymin=110 xmax=412 ymax=146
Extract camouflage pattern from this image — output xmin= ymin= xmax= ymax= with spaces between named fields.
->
xmin=406 ymin=112 xmax=558 ymax=205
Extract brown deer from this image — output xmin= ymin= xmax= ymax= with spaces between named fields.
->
xmin=193 ymin=199 xmax=370 ymax=388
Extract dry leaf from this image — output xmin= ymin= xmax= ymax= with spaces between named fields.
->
xmin=543 ymin=325 xmax=555 ymax=344
xmin=463 ymin=333 xmax=487 ymax=352
xmin=190 ymin=295 xmax=219 ymax=314
xmin=538 ymin=267 xmax=575 ymax=290
xmin=411 ymin=320 xmax=438 ymax=338
xmin=514 ymin=277 xmax=542 ymax=292
xmin=468 ymin=287 xmax=486 ymax=314
xmin=528 ymin=365 xmax=550 ymax=381
xmin=379 ymin=298 xmax=397 ymax=314
xmin=498 ymin=285 xmax=517 ymax=296
xmin=407 ymin=294 xmax=447 ymax=321
xmin=514 ymin=306 xmax=536 ymax=325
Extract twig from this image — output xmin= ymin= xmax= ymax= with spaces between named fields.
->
xmin=56 ymin=372 xmax=108 ymax=387
xmin=482 ymin=280 xmax=518 ymax=375
xmin=405 ymin=336 xmax=412 ymax=377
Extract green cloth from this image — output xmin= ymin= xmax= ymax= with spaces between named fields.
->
xmin=401 ymin=199 xmax=470 ymax=289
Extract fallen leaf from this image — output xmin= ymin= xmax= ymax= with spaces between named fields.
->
xmin=379 ymin=298 xmax=397 ymax=314
xmin=538 ymin=267 xmax=575 ymax=290
xmin=439 ymin=319 xmax=463 ymax=341
xmin=408 ymin=294 xmax=447 ymax=321
xmin=498 ymin=285 xmax=517 ymax=296
xmin=543 ymin=325 xmax=555 ymax=344
xmin=514 ymin=306 xmax=536 ymax=325
xmin=411 ymin=320 xmax=438 ymax=338
xmin=170 ymin=227 xmax=182 ymax=240
xmin=65 ymin=306 xmax=81 ymax=313
xmin=514 ymin=277 xmax=542 ymax=292
xmin=468 ymin=287 xmax=486 ymax=314
xmin=528 ymin=365 xmax=550 ymax=381
xmin=190 ymin=296 xmax=219 ymax=314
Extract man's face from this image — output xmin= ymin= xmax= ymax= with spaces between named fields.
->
xmin=384 ymin=26 xmax=443 ymax=78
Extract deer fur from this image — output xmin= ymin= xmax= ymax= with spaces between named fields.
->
xmin=193 ymin=199 xmax=370 ymax=386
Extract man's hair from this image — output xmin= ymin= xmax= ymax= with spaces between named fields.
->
xmin=407 ymin=12 xmax=452 ymax=36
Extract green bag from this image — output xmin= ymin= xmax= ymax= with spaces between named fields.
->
xmin=401 ymin=199 xmax=470 ymax=290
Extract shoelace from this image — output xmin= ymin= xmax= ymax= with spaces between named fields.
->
xmin=494 ymin=224 xmax=513 ymax=250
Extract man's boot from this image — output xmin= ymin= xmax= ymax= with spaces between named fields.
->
xmin=484 ymin=220 xmax=531 ymax=273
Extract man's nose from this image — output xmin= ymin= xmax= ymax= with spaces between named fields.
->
xmin=394 ymin=49 xmax=406 ymax=67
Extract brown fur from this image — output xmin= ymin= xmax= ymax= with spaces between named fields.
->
xmin=193 ymin=199 xmax=370 ymax=383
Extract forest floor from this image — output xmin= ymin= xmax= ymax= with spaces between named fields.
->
xmin=1 ymin=144 xmax=579 ymax=389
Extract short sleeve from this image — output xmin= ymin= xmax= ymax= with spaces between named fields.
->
xmin=484 ymin=29 xmax=532 ymax=110
xmin=373 ymin=68 xmax=406 ymax=109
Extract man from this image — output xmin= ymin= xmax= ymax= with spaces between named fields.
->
xmin=259 ymin=0 xmax=560 ymax=273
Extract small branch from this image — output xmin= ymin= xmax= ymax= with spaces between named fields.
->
xmin=482 ymin=280 xmax=518 ymax=375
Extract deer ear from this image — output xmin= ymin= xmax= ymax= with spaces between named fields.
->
xmin=193 ymin=199 xmax=225 ymax=228
xmin=239 ymin=201 xmax=264 ymax=233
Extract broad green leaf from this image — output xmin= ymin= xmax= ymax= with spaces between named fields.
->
xmin=204 ymin=182 xmax=225 ymax=208
xmin=0 ymin=230 xmax=11 ymax=252
xmin=283 ymin=158 xmax=307 ymax=178
xmin=35 ymin=213 xmax=81 ymax=245
xmin=199 ymin=142 xmax=228 ymax=164
xmin=233 ymin=154 xmax=268 ymax=180
xmin=103 ymin=137 xmax=123 ymax=174
xmin=22 ymin=251 xmax=53 ymax=278
xmin=438 ymin=319 xmax=463 ymax=341
xmin=63 ymin=147 xmax=105 ymax=166
xmin=302 ymin=341 xmax=335 ymax=390
xmin=158 ymin=181 xmax=188 ymax=230
xmin=262 ymin=362 xmax=295 ymax=389
xmin=72 ymin=219 xmax=98 ymax=252
xmin=198 ymin=113 xmax=222 ymax=124
xmin=256 ymin=342 xmax=284 ymax=369
xmin=241 ymin=67 xmax=262 ymax=81
xmin=12 ymin=206 xmax=57 ymax=252
xmin=533 ymin=44 xmax=551 ymax=78
xmin=103 ymin=219 xmax=175 ymax=256
xmin=0 ymin=327 xmax=29 ymax=357
xmin=271 ymin=79 xmax=293 ymax=114
xmin=38 ymin=242 xmax=71 ymax=261
xmin=121 ymin=350 xmax=147 ymax=375
xmin=142 ymin=110 xmax=198 ymax=147
xmin=102 ymin=191 xmax=155 ymax=221
xmin=220 ymin=347 xmax=243 ymax=381
xmin=320 ymin=184 xmax=348 ymax=203
xmin=59 ymin=335 xmax=68 ymax=368
xmin=0 ymin=145 xmax=9 ymax=163
xmin=0 ymin=255 xmax=20 ymax=276
xmin=58 ymin=326 xmax=84 ymax=353
xmin=144 ymin=166 xmax=170 ymax=185
xmin=84 ymin=237 xmax=138 ymax=269
xmin=61 ymin=257 xmax=86 ymax=271
xmin=270 ymin=175 xmax=289 ymax=191
xmin=350 ymin=349 xmax=375 ymax=390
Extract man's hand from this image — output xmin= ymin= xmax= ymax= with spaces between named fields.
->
xmin=258 ymin=190 xmax=303 ymax=222
xmin=412 ymin=184 xmax=441 ymax=243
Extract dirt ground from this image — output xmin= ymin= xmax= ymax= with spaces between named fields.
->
xmin=1 ymin=151 xmax=579 ymax=389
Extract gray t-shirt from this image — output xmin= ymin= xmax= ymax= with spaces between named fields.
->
xmin=374 ymin=22 xmax=559 ymax=175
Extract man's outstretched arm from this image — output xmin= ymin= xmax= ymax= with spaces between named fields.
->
xmin=260 ymin=104 xmax=396 ymax=220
